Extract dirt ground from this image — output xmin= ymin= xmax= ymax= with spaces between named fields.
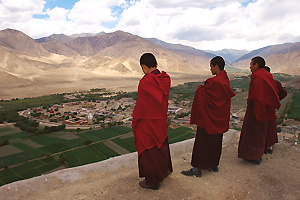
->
xmin=0 ymin=130 xmax=300 ymax=200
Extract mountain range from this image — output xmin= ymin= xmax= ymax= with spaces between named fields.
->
xmin=231 ymin=42 xmax=300 ymax=75
xmin=206 ymin=49 xmax=250 ymax=64
xmin=0 ymin=28 xmax=299 ymax=99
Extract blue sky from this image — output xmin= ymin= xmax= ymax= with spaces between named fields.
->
xmin=33 ymin=0 xmax=133 ymax=30
xmin=39 ymin=0 xmax=126 ymax=20
xmin=44 ymin=0 xmax=80 ymax=10
xmin=0 ymin=0 xmax=300 ymax=51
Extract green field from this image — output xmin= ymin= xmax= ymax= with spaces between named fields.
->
xmin=168 ymin=127 xmax=195 ymax=143
xmin=230 ymin=76 xmax=251 ymax=89
xmin=0 ymin=126 xmax=194 ymax=186
xmin=0 ymin=131 xmax=32 ymax=141
xmin=112 ymin=137 xmax=136 ymax=152
xmin=231 ymin=91 xmax=248 ymax=107
xmin=273 ymin=73 xmax=295 ymax=82
xmin=168 ymin=76 xmax=252 ymax=103
xmin=170 ymin=82 xmax=201 ymax=101
xmin=0 ymin=127 xmax=12 ymax=133
xmin=111 ymin=127 xmax=195 ymax=154
xmin=287 ymin=92 xmax=300 ymax=121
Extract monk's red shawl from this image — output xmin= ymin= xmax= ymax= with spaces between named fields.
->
xmin=190 ymin=70 xmax=235 ymax=135
xmin=132 ymin=71 xmax=170 ymax=155
xmin=247 ymin=68 xmax=281 ymax=122
xmin=275 ymin=80 xmax=287 ymax=100
xmin=266 ymin=80 xmax=287 ymax=147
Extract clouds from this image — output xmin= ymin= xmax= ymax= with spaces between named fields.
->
xmin=68 ymin=0 xmax=122 ymax=24
xmin=117 ymin=0 xmax=300 ymax=50
xmin=0 ymin=0 xmax=45 ymax=22
xmin=0 ymin=0 xmax=300 ymax=51
xmin=0 ymin=0 xmax=126 ymax=37
xmin=143 ymin=0 xmax=248 ymax=9
xmin=46 ymin=6 xmax=69 ymax=21
xmin=117 ymin=1 xmax=246 ymax=48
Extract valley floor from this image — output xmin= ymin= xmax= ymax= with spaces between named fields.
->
xmin=0 ymin=73 xmax=210 ymax=100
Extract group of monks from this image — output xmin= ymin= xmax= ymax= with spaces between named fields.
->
xmin=132 ymin=53 xmax=286 ymax=190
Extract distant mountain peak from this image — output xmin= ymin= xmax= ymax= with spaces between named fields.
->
xmin=69 ymin=31 xmax=105 ymax=38
xmin=231 ymin=42 xmax=300 ymax=75
xmin=0 ymin=28 xmax=50 ymax=56
xmin=146 ymin=38 xmax=215 ymax=58
xmin=205 ymin=49 xmax=250 ymax=64
xmin=36 ymin=33 xmax=74 ymax=44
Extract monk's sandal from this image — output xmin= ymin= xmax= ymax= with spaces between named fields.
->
xmin=181 ymin=168 xmax=202 ymax=177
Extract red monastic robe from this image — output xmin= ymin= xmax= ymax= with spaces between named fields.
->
xmin=190 ymin=70 xmax=236 ymax=134
xmin=132 ymin=69 xmax=172 ymax=185
xmin=132 ymin=70 xmax=170 ymax=155
xmin=190 ymin=70 xmax=235 ymax=170
xmin=267 ymin=80 xmax=287 ymax=147
xmin=247 ymin=68 xmax=281 ymax=122
xmin=238 ymin=68 xmax=281 ymax=160
xmin=275 ymin=81 xmax=287 ymax=101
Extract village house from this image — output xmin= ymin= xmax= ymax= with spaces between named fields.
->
xmin=63 ymin=102 xmax=82 ymax=112
xmin=176 ymin=117 xmax=190 ymax=124
xmin=112 ymin=114 xmax=126 ymax=122
xmin=168 ymin=105 xmax=182 ymax=114
xmin=82 ymin=101 xmax=95 ymax=109
xmin=18 ymin=97 xmax=140 ymax=128
xmin=63 ymin=94 xmax=76 ymax=100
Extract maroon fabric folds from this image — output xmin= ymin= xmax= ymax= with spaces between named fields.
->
xmin=239 ymin=69 xmax=281 ymax=160
xmin=247 ymin=68 xmax=281 ymax=122
xmin=132 ymin=119 xmax=168 ymax=156
xmin=191 ymin=127 xmax=223 ymax=170
xmin=266 ymin=80 xmax=287 ymax=147
xmin=132 ymin=71 xmax=170 ymax=120
xmin=238 ymin=103 xmax=268 ymax=160
xmin=266 ymin=119 xmax=278 ymax=147
xmin=138 ymin=138 xmax=173 ymax=185
xmin=190 ymin=70 xmax=235 ymax=135
xmin=132 ymin=70 xmax=170 ymax=155
xmin=275 ymin=80 xmax=287 ymax=100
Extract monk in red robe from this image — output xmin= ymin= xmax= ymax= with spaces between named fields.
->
xmin=181 ymin=56 xmax=235 ymax=177
xmin=238 ymin=57 xmax=281 ymax=164
xmin=264 ymin=66 xmax=287 ymax=154
xmin=132 ymin=53 xmax=172 ymax=190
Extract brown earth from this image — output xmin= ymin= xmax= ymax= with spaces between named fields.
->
xmin=0 ymin=130 xmax=299 ymax=200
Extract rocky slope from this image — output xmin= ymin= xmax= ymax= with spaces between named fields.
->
xmin=1 ymin=28 xmax=300 ymax=99
xmin=231 ymin=42 xmax=300 ymax=75
xmin=0 ymin=29 xmax=214 ymax=99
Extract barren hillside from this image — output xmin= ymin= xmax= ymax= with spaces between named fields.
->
xmin=231 ymin=42 xmax=300 ymax=75
xmin=0 ymin=29 xmax=214 ymax=100
xmin=1 ymin=28 xmax=300 ymax=100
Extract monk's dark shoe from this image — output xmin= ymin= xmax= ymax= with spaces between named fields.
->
xmin=244 ymin=158 xmax=262 ymax=165
xmin=181 ymin=168 xmax=202 ymax=177
xmin=254 ymin=158 xmax=262 ymax=165
xmin=267 ymin=149 xmax=273 ymax=154
xmin=139 ymin=179 xmax=159 ymax=190
xmin=212 ymin=167 xmax=219 ymax=172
